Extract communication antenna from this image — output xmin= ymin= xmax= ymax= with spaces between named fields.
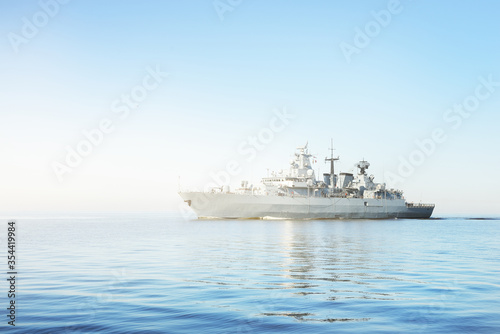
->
xmin=324 ymin=138 xmax=339 ymax=187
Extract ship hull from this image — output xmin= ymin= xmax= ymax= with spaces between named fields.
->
xmin=179 ymin=192 xmax=434 ymax=219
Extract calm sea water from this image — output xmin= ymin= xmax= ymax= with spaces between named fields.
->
xmin=3 ymin=213 xmax=500 ymax=333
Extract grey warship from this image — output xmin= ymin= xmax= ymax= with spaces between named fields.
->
xmin=179 ymin=143 xmax=435 ymax=219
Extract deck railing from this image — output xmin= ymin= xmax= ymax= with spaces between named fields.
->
xmin=406 ymin=203 xmax=435 ymax=208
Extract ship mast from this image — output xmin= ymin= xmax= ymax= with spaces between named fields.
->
xmin=324 ymin=139 xmax=339 ymax=188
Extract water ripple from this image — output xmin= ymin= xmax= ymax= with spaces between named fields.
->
xmin=9 ymin=215 xmax=500 ymax=333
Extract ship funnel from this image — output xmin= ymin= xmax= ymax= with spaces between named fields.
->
xmin=323 ymin=173 xmax=330 ymax=186
xmin=338 ymin=172 xmax=354 ymax=188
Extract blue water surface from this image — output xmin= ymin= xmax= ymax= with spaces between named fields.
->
xmin=2 ymin=213 xmax=500 ymax=333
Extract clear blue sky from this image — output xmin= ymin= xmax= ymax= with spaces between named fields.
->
xmin=1 ymin=0 xmax=499 ymax=215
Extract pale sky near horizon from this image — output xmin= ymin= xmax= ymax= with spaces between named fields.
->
xmin=1 ymin=0 xmax=499 ymax=215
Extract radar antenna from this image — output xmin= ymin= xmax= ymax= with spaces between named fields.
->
xmin=357 ymin=160 xmax=370 ymax=175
